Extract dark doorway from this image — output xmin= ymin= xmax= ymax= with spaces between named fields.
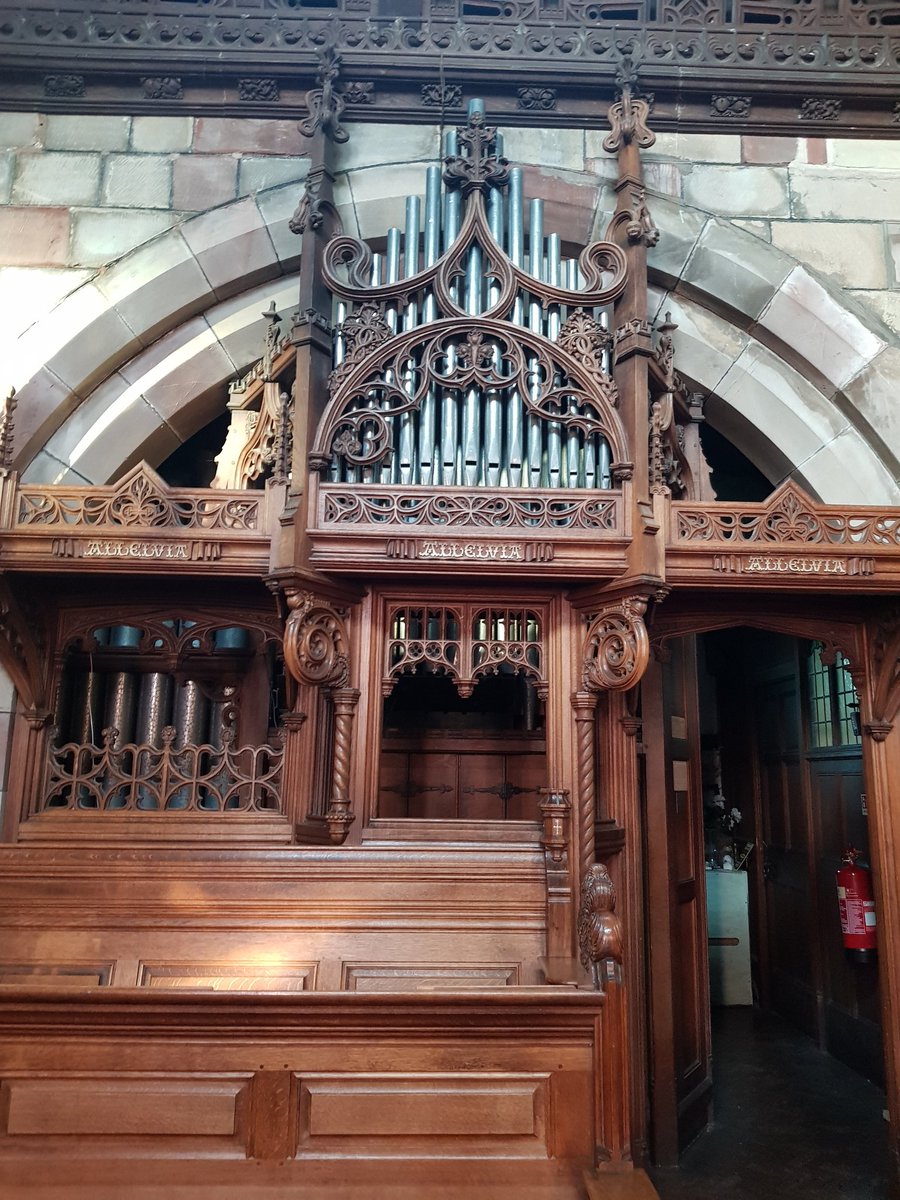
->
xmin=645 ymin=627 xmax=888 ymax=1189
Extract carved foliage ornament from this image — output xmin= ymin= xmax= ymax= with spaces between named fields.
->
xmin=283 ymin=592 xmax=350 ymax=690
xmin=578 ymin=862 xmax=624 ymax=991
xmin=603 ymin=61 xmax=655 ymax=153
xmin=583 ymin=597 xmax=650 ymax=692
xmin=299 ymin=46 xmax=348 ymax=144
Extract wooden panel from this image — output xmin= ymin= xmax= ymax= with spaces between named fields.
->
xmin=341 ymin=962 xmax=519 ymax=991
xmin=139 ymin=962 xmax=317 ymax=991
xmin=377 ymin=750 xmax=409 ymax=818
xmin=0 ymin=963 xmax=111 ymax=988
xmin=2 ymin=1078 xmax=245 ymax=1137
xmin=300 ymin=1073 xmax=546 ymax=1142
xmin=459 ymin=754 xmax=505 ymax=820
xmin=408 ymin=752 xmax=457 ymax=819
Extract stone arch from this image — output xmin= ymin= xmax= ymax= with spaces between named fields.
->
xmin=8 ymin=164 xmax=900 ymax=504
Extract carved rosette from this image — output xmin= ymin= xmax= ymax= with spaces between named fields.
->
xmin=283 ymin=593 xmax=350 ymax=690
xmin=583 ymin=598 xmax=650 ymax=693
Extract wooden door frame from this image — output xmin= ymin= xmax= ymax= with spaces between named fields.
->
xmin=645 ymin=595 xmax=899 ymax=1185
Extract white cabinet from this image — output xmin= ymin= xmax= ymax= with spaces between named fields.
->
xmin=706 ymin=869 xmax=753 ymax=1006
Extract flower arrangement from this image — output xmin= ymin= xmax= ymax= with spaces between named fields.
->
xmin=704 ymin=790 xmax=748 ymax=868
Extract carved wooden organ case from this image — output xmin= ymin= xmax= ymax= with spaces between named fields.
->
xmin=276 ymin=100 xmax=715 ymax=908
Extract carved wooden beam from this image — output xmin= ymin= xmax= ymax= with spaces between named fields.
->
xmin=3 ymin=5 xmax=900 ymax=136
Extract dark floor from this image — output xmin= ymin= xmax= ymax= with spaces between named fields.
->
xmin=650 ymin=1007 xmax=893 ymax=1200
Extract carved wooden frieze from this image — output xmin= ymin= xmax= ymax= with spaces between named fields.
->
xmin=668 ymin=480 xmax=900 ymax=591
xmin=1 ymin=0 xmax=900 ymax=131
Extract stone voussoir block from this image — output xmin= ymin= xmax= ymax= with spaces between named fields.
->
xmin=173 ymin=155 xmax=238 ymax=212
xmin=71 ymin=208 xmax=181 ymax=268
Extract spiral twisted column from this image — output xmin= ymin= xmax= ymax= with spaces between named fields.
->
xmin=325 ymin=687 xmax=360 ymax=844
xmin=572 ymin=689 xmax=600 ymax=883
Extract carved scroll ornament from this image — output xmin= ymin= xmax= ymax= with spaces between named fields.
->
xmin=583 ymin=597 xmax=650 ymax=693
xmin=283 ymin=592 xmax=350 ymax=690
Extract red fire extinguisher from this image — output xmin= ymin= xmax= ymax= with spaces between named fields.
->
xmin=836 ymin=847 xmax=877 ymax=964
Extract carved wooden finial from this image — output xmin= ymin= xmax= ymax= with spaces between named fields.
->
xmin=443 ymin=109 xmax=510 ymax=196
xmin=261 ymin=301 xmax=282 ymax=381
xmin=299 ymin=46 xmax=348 ymax=144
xmin=603 ymin=55 xmax=656 ymax=154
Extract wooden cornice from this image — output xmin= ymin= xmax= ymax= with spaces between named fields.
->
xmin=1 ymin=3 xmax=900 ymax=137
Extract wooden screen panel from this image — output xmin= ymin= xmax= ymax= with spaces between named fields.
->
xmin=297 ymin=1073 xmax=548 ymax=1156
xmin=2 ymin=1078 xmax=247 ymax=1139
xmin=377 ymin=750 xmax=410 ymax=818
xmin=341 ymin=963 xmax=520 ymax=991
xmin=408 ymin=752 xmax=457 ymax=818
xmin=459 ymin=753 xmax=505 ymax=820
xmin=139 ymin=962 xmax=317 ymax=991
xmin=0 ymin=964 xmax=111 ymax=987
xmin=505 ymin=752 xmax=545 ymax=821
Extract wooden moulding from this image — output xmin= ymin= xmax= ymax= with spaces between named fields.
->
xmin=0 ymin=989 xmax=612 ymax=1188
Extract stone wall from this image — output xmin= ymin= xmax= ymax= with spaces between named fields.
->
xmin=2 ymin=113 xmax=900 ymax=501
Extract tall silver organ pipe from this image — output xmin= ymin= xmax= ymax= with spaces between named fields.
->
xmin=527 ymin=197 xmax=545 ymax=488
xmin=104 ymin=625 xmax=141 ymax=748
xmin=329 ymin=111 xmax=615 ymax=497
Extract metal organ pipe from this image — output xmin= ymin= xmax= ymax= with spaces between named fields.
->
xmin=329 ymin=117 xmax=617 ymax=504
xmin=399 ymin=194 xmax=420 ymax=486
xmin=527 ymin=198 xmax=545 ymax=488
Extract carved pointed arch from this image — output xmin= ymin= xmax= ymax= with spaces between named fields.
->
xmin=649 ymin=607 xmax=864 ymax=677
xmin=310 ymin=107 xmax=632 ymax=492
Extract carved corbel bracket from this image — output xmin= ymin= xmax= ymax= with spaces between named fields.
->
xmin=577 ymin=861 xmax=624 ymax=992
xmin=583 ymin=597 xmax=650 ymax=693
xmin=283 ymin=591 xmax=357 ymax=845
xmin=289 ymin=166 xmax=342 ymax=238
xmin=869 ymin=607 xmax=900 ymax=727
xmin=283 ymin=590 xmax=350 ymax=691
xmin=0 ymin=578 xmax=47 ymax=714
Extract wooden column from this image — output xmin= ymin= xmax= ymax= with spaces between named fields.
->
xmin=572 ymin=689 xmax=600 ymax=881
xmin=856 ymin=614 xmax=900 ymax=1185
xmin=599 ymin=688 xmax=649 ymax=1165
xmin=278 ymin=47 xmax=347 ymax=575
